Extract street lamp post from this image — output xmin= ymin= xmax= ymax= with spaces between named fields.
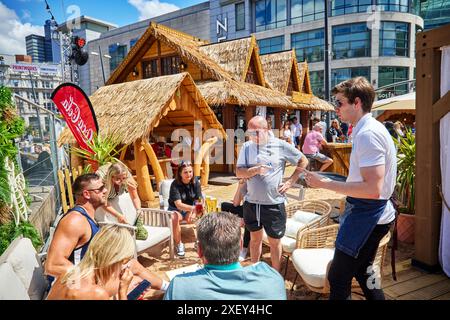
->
xmin=324 ymin=0 xmax=331 ymax=126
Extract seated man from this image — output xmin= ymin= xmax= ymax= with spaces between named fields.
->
xmin=45 ymin=173 xmax=169 ymax=292
xmin=164 ymin=212 xmax=287 ymax=300
xmin=302 ymin=123 xmax=333 ymax=172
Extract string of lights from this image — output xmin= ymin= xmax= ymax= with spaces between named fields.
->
xmin=44 ymin=0 xmax=59 ymax=27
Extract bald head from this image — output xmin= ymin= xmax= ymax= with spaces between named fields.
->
xmin=248 ymin=116 xmax=268 ymax=129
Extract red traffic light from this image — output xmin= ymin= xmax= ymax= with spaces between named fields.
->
xmin=76 ymin=37 xmax=86 ymax=48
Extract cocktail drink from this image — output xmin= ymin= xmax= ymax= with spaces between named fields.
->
xmin=210 ymin=198 xmax=217 ymax=213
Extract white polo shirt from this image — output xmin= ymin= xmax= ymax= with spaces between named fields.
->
xmin=347 ymin=113 xmax=397 ymax=224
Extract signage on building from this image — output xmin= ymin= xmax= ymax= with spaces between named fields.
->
xmin=216 ymin=16 xmax=228 ymax=42
xmin=11 ymin=63 xmax=60 ymax=76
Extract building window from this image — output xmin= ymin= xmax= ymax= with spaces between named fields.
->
xmin=236 ymin=2 xmax=246 ymax=31
xmin=258 ymin=36 xmax=284 ymax=54
xmin=377 ymin=0 xmax=410 ymax=13
xmin=331 ymin=67 xmax=371 ymax=87
xmin=331 ymin=0 xmax=371 ymax=16
xmin=161 ymin=56 xmax=182 ymax=76
xmin=310 ymin=70 xmax=325 ymax=98
xmin=109 ymin=43 xmax=128 ymax=73
xmin=291 ymin=0 xmax=325 ymax=24
xmin=291 ymin=29 xmax=324 ymax=63
xmin=130 ymin=38 xmax=138 ymax=48
xmin=255 ymin=0 xmax=287 ymax=32
xmin=379 ymin=21 xmax=409 ymax=57
xmin=378 ymin=66 xmax=409 ymax=98
xmin=332 ymin=23 xmax=371 ymax=59
xmin=142 ymin=59 xmax=158 ymax=79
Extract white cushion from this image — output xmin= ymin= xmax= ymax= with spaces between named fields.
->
xmin=292 ymin=248 xmax=335 ymax=289
xmin=159 ymin=179 xmax=174 ymax=210
xmin=0 ymin=238 xmax=47 ymax=300
xmin=136 ymin=226 xmax=171 ymax=253
xmin=262 ymin=231 xmax=297 ymax=253
xmin=0 ymin=263 xmax=30 ymax=300
xmin=95 ymin=192 xmax=138 ymax=224
xmin=293 ymin=210 xmax=321 ymax=225
xmin=285 ymin=218 xmax=306 ymax=238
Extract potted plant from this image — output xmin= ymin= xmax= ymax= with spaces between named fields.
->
xmin=394 ymin=128 xmax=415 ymax=243
xmin=71 ymin=133 xmax=125 ymax=172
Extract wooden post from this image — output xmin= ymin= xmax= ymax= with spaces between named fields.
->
xmin=194 ymin=137 xmax=218 ymax=186
xmin=300 ymin=110 xmax=310 ymax=145
xmin=414 ymin=26 xmax=450 ymax=270
xmin=142 ymin=140 xmax=165 ymax=190
xmin=222 ymin=105 xmax=235 ymax=173
xmin=134 ymin=139 xmax=155 ymax=204
xmin=274 ymin=108 xmax=281 ymax=130
xmin=245 ymin=106 xmax=255 ymax=126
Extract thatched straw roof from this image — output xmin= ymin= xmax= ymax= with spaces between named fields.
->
xmin=199 ymin=36 xmax=265 ymax=85
xmin=107 ymin=22 xmax=233 ymax=85
xmin=260 ymin=50 xmax=300 ymax=93
xmin=59 ymin=73 xmax=225 ymax=145
xmin=197 ymin=79 xmax=297 ymax=108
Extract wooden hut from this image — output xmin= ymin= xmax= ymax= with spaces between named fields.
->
xmin=59 ymin=73 xmax=225 ymax=206
xmin=103 ymin=22 xmax=333 ymax=173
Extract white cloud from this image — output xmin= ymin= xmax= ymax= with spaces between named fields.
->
xmin=0 ymin=2 xmax=44 ymax=55
xmin=128 ymin=0 xmax=180 ymax=21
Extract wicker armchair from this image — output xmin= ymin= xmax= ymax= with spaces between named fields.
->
xmin=262 ymin=200 xmax=332 ymax=277
xmin=291 ymin=224 xmax=391 ymax=295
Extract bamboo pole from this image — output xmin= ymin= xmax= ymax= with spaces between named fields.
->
xmin=134 ymin=139 xmax=155 ymax=202
xmin=194 ymin=137 xmax=218 ymax=186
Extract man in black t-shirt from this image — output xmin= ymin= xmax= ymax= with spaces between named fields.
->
xmin=168 ymin=162 xmax=202 ymax=257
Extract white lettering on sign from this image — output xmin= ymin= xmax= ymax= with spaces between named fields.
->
xmin=216 ymin=16 xmax=228 ymax=42
xmin=61 ymin=95 xmax=94 ymax=141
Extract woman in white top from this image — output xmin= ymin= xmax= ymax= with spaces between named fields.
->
xmin=280 ymin=121 xmax=294 ymax=145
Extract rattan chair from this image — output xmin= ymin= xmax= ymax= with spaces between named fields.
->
xmin=262 ymin=200 xmax=332 ymax=277
xmin=291 ymin=224 xmax=391 ymax=295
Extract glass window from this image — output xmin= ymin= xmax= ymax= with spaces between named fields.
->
xmin=331 ymin=67 xmax=371 ymax=87
xmin=161 ymin=56 xmax=182 ymax=76
xmin=236 ymin=2 xmax=246 ymax=31
xmin=310 ymin=70 xmax=325 ymax=98
xmin=255 ymin=0 xmax=288 ymax=32
xmin=130 ymin=38 xmax=138 ymax=48
xmin=291 ymin=0 xmax=325 ymax=25
xmin=377 ymin=0 xmax=410 ymax=13
xmin=109 ymin=43 xmax=128 ymax=72
xmin=142 ymin=59 xmax=158 ymax=79
xmin=258 ymin=36 xmax=285 ymax=54
xmin=331 ymin=0 xmax=371 ymax=16
xmin=332 ymin=23 xmax=371 ymax=59
xmin=292 ymin=29 xmax=324 ymax=63
xmin=379 ymin=21 xmax=409 ymax=57
xmin=378 ymin=66 xmax=409 ymax=98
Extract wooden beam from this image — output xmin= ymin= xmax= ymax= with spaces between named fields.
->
xmin=119 ymin=145 xmax=128 ymax=161
xmin=274 ymin=108 xmax=281 ymax=129
xmin=245 ymin=106 xmax=255 ymax=127
xmin=415 ymin=46 xmax=442 ymax=267
xmin=142 ymin=140 xmax=165 ymax=190
xmin=134 ymin=139 xmax=155 ymax=202
xmin=416 ymin=23 xmax=450 ymax=53
xmin=193 ymin=137 xmax=218 ymax=186
xmin=432 ymin=90 xmax=450 ymax=123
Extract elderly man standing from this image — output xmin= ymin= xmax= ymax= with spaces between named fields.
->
xmin=236 ymin=116 xmax=308 ymax=272
xmin=305 ymin=77 xmax=397 ymax=300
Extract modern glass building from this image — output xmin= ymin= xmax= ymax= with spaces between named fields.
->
xmin=210 ymin=0 xmax=423 ymax=99
xmin=419 ymin=0 xmax=450 ymax=30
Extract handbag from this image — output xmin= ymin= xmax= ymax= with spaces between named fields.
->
xmin=134 ymin=211 xmax=148 ymax=241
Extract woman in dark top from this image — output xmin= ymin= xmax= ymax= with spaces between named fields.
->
xmin=326 ymin=119 xmax=344 ymax=142
xmin=168 ymin=161 xmax=202 ymax=257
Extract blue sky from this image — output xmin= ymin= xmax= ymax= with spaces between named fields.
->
xmin=0 ymin=0 xmax=204 ymax=55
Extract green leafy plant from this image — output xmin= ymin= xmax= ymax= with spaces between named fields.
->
xmin=71 ymin=133 xmax=125 ymax=171
xmin=394 ymin=128 xmax=415 ymax=214
xmin=0 ymin=220 xmax=43 ymax=256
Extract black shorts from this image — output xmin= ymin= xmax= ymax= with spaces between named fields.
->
xmin=243 ymin=202 xmax=286 ymax=239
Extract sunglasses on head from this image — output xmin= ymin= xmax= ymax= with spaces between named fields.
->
xmin=180 ymin=160 xmax=192 ymax=167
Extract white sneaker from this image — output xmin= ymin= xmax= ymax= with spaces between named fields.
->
xmin=176 ymin=243 xmax=185 ymax=258
xmin=238 ymin=248 xmax=248 ymax=262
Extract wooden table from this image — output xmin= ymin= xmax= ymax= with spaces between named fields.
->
xmin=323 ymin=143 xmax=352 ymax=176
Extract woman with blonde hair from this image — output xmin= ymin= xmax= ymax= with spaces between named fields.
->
xmin=47 ymin=225 xmax=135 ymax=300
xmin=96 ymin=162 xmax=140 ymax=224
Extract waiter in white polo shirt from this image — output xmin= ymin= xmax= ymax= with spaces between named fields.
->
xmin=305 ymin=77 xmax=397 ymax=300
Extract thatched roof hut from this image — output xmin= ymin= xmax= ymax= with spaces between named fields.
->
xmin=199 ymin=36 xmax=265 ymax=86
xmin=260 ymin=50 xmax=300 ymax=93
xmin=59 ymin=73 xmax=225 ymax=145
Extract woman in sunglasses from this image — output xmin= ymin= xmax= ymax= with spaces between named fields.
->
xmin=47 ymin=224 xmax=135 ymax=300
xmin=168 ymin=161 xmax=202 ymax=257
xmin=96 ymin=162 xmax=140 ymax=224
